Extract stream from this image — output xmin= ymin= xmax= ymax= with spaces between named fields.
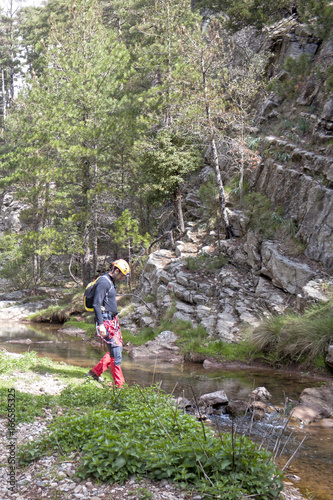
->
xmin=1 ymin=322 xmax=332 ymax=500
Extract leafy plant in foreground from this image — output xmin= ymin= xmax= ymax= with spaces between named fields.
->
xmin=18 ymin=385 xmax=283 ymax=499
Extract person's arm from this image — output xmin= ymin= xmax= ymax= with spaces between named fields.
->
xmin=93 ymin=277 xmax=110 ymax=327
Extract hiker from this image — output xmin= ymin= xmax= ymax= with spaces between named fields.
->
xmin=86 ymin=259 xmax=130 ymax=387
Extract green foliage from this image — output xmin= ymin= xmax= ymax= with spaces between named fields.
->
xmin=242 ymin=192 xmax=285 ymax=239
xmin=18 ymin=384 xmax=283 ymax=498
xmin=196 ymin=339 xmax=254 ymax=361
xmin=0 ymin=387 xmax=53 ymax=423
xmin=298 ymin=0 xmax=333 ymax=39
xmin=247 ymin=136 xmax=262 ymax=151
xmin=297 ymin=116 xmax=311 ymax=134
xmin=122 ymin=326 xmax=158 ymax=346
xmin=198 ymin=173 xmax=219 ymax=228
xmin=0 ymin=351 xmax=41 ymax=374
xmin=274 ymin=151 xmax=290 ymax=162
xmin=110 ymin=209 xmax=151 ymax=257
xmin=58 ymin=382 xmax=112 ymax=408
xmin=62 ymin=317 xmax=96 ymax=337
xmin=185 ymin=253 xmax=227 ymax=272
xmin=0 ymin=233 xmax=56 ymax=289
xmin=2 ymin=0 xmax=138 ymax=285
xmin=0 ymin=350 xmax=87 ymax=380
xmin=140 ymin=131 xmax=202 ymax=204
xmin=249 ymin=296 xmax=333 ymax=365
xmin=225 ymin=174 xmax=249 ymax=200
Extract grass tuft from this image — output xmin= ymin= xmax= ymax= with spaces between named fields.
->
xmin=249 ymin=298 xmax=333 ymax=365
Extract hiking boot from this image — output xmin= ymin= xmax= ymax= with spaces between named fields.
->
xmin=86 ymin=369 xmax=100 ymax=381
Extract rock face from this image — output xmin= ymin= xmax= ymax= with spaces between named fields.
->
xmin=0 ymin=192 xmax=27 ymax=233
xmin=245 ymin=20 xmax=333 ymax=268
xmin=250 ymin=140 xmax=333 ymax=268
xmin=132 ymin=227 xmax=330 ymax=344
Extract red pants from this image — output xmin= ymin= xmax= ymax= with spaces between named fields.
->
xmin=91 ymin=351 xmax=125 ymax=387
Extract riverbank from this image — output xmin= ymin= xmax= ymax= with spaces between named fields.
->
xmin=0 ymin=356 xmax=307 ymax=500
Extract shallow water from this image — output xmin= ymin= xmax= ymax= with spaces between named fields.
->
xmin=1 ymin=321 xmax=332 ymax=499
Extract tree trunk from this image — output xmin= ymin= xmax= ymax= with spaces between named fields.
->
xmin=200 ymin=50 xmax=233 ymax=239
xmin=82 ymin=223 xmax=91 ymax=287
xmin=1 ymin=68 xmax=6 ymax=128
xmin=92 ymin=162 xmax=98 ymax=276
xmin=211 ymin=137 xmax=233 ymax=239
xmin=174 ymin=188 xmax=185 ymax=232
xmin=82 ymin=156 xmax=92 ymax=286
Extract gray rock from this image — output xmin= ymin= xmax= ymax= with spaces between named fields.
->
xmin=216 ymin=311 xmax=238 ymax=342
xmin=321 ymin=98 xmax=333 ymax=122
xmin=199 ymin=390 xmax=228 ymax=407
xmin=325 ymin=345 xmax=333 ymax=369
xmin=226 ymin=400 xmax=250 ymax=416
xmin=250 ymin=386 xmax=272 ymax=401
xmin=291 ymin=385 xmax=333 ymax=424
xmin=252 ymin=153 xmax=333 ymax=268
xmin=260 ymin=241 xmax=315 ymax=294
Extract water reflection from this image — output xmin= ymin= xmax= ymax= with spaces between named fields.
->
xmin=0 ymin=322 xmax=332 ymax=500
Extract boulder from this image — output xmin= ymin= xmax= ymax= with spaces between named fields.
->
xmin=199 ymin=390 xmax=228 ymax=407
xmin=249 ymin=386 xmax=272 ymax=402
xmin=251 ymin=401 xmax=276 ymax=413
xmin=225 ymin=400 xmax=250 ymax=417
xmin=125 ymin=330 xmax=183 ymax=363
xmin=260 ymin=241 xmax=315 ymax=294
xmin=291 ymin=384 xmax=333 ymax=424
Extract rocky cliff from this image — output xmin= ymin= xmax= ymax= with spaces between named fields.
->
xmin=128 ymin=19 xmax=333 ymax=344
xmin=250 ymin=18 xmax=333 ymax=268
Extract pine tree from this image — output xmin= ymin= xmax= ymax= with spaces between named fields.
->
xmin=131 ymin=0 xmax=202 ymax=231
xmin=0 ymin=0 xmax=22 ymax=130
xmin=2 ymin=0 xmax=136 ymax=286
xmin=139 ymin=130 xmax=202 ymax=232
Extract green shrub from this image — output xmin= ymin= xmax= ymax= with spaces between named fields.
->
xmin=242 ymin=192 xmax=284 ymax=239
xmin=18 ymin=385 xmax=283 ymax=499
xmin=299 ymin=0 xmax=333 ymax=40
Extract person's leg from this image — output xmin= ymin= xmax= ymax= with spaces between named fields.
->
xmin=109 ymin=346 xmax=125 ymax=387
xmin=91 ymin=351 xmax=112 ymax=377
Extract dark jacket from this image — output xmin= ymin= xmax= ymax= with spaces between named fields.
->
xmin=93 ymin=274 xmax=117 ymax=325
